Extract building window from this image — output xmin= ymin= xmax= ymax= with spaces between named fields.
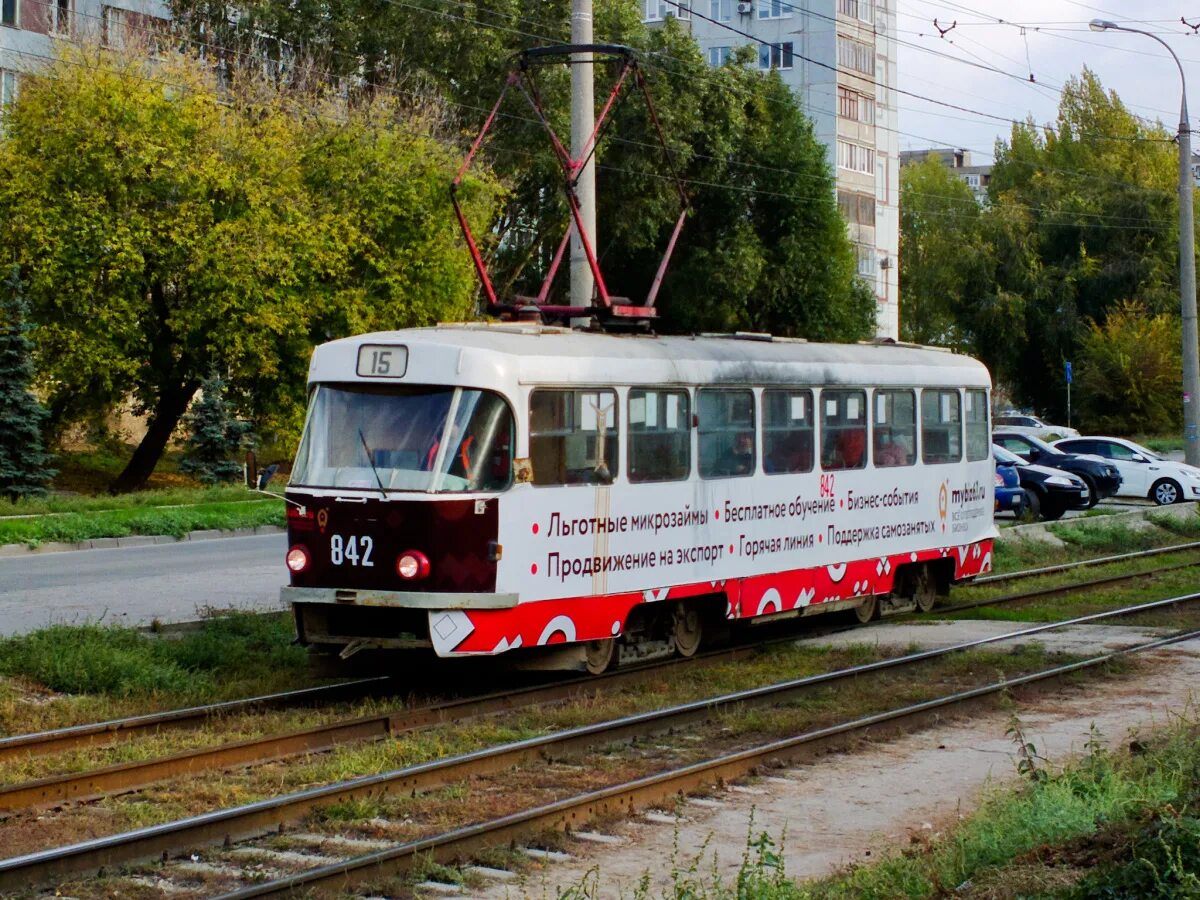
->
xmin=838 ymin=86 xmax=874 ymax=124
xmin=646 ymin=0 xmax=688 ymax=18
xmin=102 ymin=5 xmax=126 ymax=47
xmin=50 ymin=0 xmax=71 ymax=33
xmin=758 ymin=41 xmax=793 ymax=69
xmin=0 ymin=70 xmax=15 ymax=118
xmin=758 ymin=0 xmax=789 ymax=19
xmin=837 ymin=140 xmax=875 ymax=174
xmin=837 ymin=35 xmax=875 ymax=75
xmin=838 ymin=191 xmax=876 ymax=227
xmin=838 ymin=0 xmax=872 ymax=23
xmin=707 ymin=46 xmax=732 ymax=66
xmin=855 ymin=244 xmax=876 ymax=277
xmin=1 ymin=0 xmax=16 ymax=27
xmin=709 ymin=0 xmax=732 ymax=19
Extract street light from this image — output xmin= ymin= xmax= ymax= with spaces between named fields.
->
xmin=1090 ymin=19 xmax=1200 ymax=465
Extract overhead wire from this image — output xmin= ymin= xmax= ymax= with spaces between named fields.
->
xmin=0 ymin=0 xmax=1183 ymax=227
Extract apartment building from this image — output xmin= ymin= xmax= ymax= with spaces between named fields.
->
xmin=899 ymin=147 xmax=993 ymax=203
xmin=0 ymin=0 xmax=169 ymax=115
xmin=646 ymin=0 xmax=900 ymax=339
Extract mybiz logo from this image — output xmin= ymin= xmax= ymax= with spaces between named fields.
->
xmin=950 ymin=480 xmax=987 ymax=505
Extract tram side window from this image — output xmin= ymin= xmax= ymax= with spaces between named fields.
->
xmin=762 ymin=389 xmax=814 ymax=474
xmin=698 ymin=389 xmax=755 ymax=478
xmin=529 ymin=389 xmax=619 ymax=486
xmin=922 ymin=389 xmax=962 ymax=464
xmin=873 ymin=389 xmax=916 ymax=467
xmin=964 ymin=389 xmax=990 ymax=461
xmin=820 ymin=389 xmax=868 ymax=470
xmin=628 ymin=389 xmax=690 ymax=483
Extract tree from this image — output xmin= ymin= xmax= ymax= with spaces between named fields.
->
xmin=0 ymin=43 xmax=499 ymax=491
xmin=0 ymin=267 xmax=54 ymax=503
xmin=985 ymin=69 xmax=1179 ymax=417
xmin=899 ymin=156 xmax=991 ymax=348
xmin=179 ymin=373 xmax=254 ymax=484
xmin=1076 ymin=300 xmax=1182 ymax=435
xmin=169 ymin=9 xmax=876 ymax=342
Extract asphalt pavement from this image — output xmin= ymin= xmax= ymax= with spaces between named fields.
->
xmin=0 ymin=533 xmax=287 ymax=636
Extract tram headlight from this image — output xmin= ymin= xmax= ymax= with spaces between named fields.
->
xmin=396 ymin=550 xmax=431 ymax=581
xmin=286 ymin=544 xmax=310 ymax=573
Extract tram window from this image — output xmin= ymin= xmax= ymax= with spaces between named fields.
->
xmin=762 ymin=389 xmax=813 ymax=474
xmin=873 ymin=389 xmax=916 ymax=467
xmin=922 ymin=389 xmax=962 ymax=464
xmin=628 ymin=389 xmax=690 ymax=483
xmin=698 ymin=389 xmax=755 ymax=478
xmin=964 ymin=389 xmax=990 ymax=461
xmin=529 ymin=389 xmax=619 ymax=486
xmin=820 ymin=389 xmax=868 ymax=470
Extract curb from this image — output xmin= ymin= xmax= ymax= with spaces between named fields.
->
xmin=1001 ymin=501 xmax=1200 ymax=545
xmin=0 ymin=525 xmax=285 ymax=557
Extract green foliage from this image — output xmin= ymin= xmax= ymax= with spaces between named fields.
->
xmin=900 ymin=68 xmax=1185 ymax=420
xmin=0 ymin=267 xmax=54 ymax=502
xmin=0 ymin=43 xmax=499 ymax=491
xmin=1076 ymin=300 xmax=1182 ymax=434
xmin=899 ymin=157 xmax=990 ymax=348
xmin=180 ymin=373 xmax=253 ymax=485
xmin=1072 ymin=814 xmax=1200 ymax=898
xmin=0 ymin=614 xmax=304 ymax=697
xmin=0 ymin=499 xmax=282 ymax=547
xmin=170 ymin=7 xmax=874 ymax=342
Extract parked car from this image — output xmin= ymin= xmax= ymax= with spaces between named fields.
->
xmin=992 ymin=432 xmax=1121 ymax=508
xmin=994 ymin=445 xmax=1090 ymax=520
xmin=994 ymin=457 xmax=1025 ymax=517
xmin=993 ymin=414 xmax=1079 ymax=440
xmin=1052 ymin=436 xmax=1200 ymax=505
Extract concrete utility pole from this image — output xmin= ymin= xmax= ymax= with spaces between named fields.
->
xmin=1092 ymin=20 xmax=1200 ymax=466
xmin=570 ymin=0 xmax=596 ymax=308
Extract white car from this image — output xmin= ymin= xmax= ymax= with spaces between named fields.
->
xmin=1052 ymin=436 xmax=1200 ymax=505
xmin=993 ymin=414 xmax=1079 ymax=440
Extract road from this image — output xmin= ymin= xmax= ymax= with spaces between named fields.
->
xmin=0 ymin=534 xmax=287 ymax=636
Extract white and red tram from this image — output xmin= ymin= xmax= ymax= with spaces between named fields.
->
xmin=282 ymin=324 xmax=995 ymax=672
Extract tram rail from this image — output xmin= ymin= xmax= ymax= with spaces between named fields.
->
xmin=2 ymin=542 xmax=1199 ymax=820
xmin=218 ymin=626 xmax=1200 ymax=899
xmin=3 ymin=589 xmax=1198 ymax=893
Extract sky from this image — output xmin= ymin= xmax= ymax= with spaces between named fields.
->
xmin=895 ymin=0 xmax=1200 ymax=163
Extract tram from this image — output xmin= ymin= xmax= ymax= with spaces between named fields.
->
xmin=281 ymin=323 xmax=995 ymax=673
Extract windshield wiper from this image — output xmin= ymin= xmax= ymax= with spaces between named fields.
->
xmin=357 ymin=430 xmax=389 ymax=500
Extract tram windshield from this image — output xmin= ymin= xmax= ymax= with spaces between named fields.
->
xmin=290 ymin=385 xmax=514 ymax=493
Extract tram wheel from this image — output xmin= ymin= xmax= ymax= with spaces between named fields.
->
xmin=671 ymin=604 xmax=703 ymax=658
xmin=913 ymin=566 xmax=938 ymax=613
xmin=853 ymin=594 xmax=879 ymax=624
xmin=584 ymin=638 xmax=617 ymax=675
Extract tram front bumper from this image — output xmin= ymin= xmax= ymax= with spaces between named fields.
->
xmin=281 ymin=586 xmax=518 ymax=610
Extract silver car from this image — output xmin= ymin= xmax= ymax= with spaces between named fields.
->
xmin=992 ymin=414 xmax=1079 ymax=440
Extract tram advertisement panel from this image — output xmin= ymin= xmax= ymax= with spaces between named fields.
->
xmin=497 ymin=462 xmax=995 ymax=603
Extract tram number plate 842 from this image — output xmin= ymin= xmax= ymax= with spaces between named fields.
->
xmin=330 ymin=534 xmax=375 ymax=567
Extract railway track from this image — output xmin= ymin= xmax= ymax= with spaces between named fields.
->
xmin=3 ymin=589 xmax=1198 ymax=895
xmin=3 ymin=542 xmax=1198 ymax=823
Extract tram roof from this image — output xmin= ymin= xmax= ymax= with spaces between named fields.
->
xmin=310 ymin=324 xmax=991 ymax=389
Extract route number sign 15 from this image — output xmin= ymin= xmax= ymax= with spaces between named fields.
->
xmin=357 ymin=344 xmax=408 ymax=378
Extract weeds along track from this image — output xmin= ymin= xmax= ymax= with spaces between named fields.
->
xmin=4 ymin=590 xmax=1200 ymax=896
xmin=2 ymin=543 xmax=1198 ymax=822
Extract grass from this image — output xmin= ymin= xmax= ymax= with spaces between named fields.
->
xmin=0 ymin=484 xmax=266 ymax=518
xmin=0 ymin=613 xmax=306 ymax=707
xmin=0 ymin=498 xmax=283 ymax=546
